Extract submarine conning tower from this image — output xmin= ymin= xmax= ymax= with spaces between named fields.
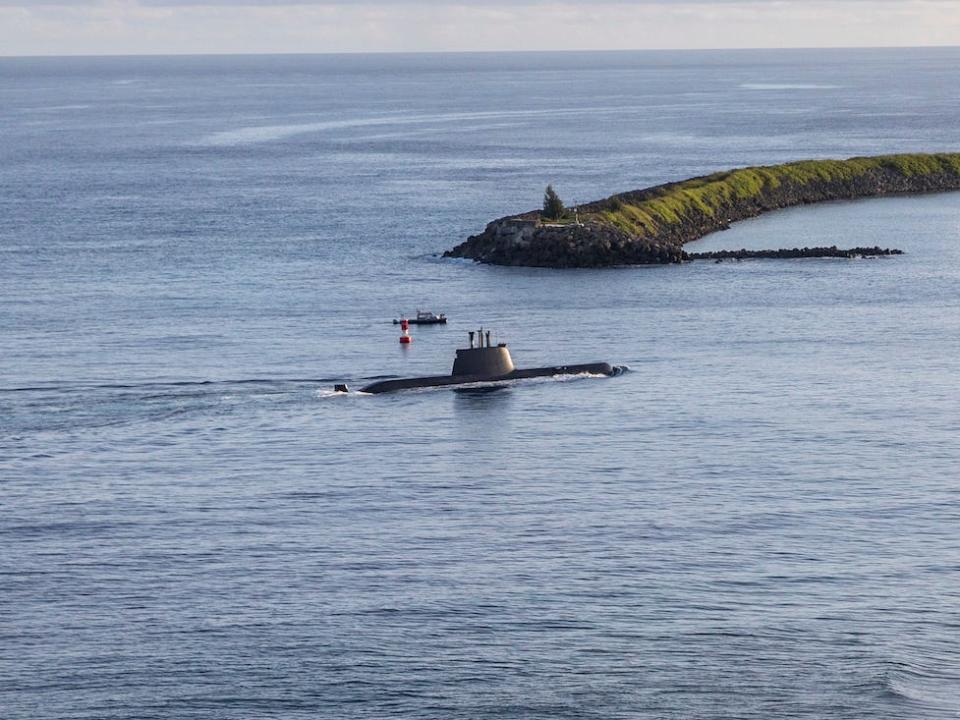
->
xmin=451 ymin=329 xmax=515 ymax=377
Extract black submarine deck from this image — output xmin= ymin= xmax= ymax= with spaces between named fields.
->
xmin=353 ymin=327 xmax=616 ymax=394
xmin=361 ymin=362 xmax=615 ymax=394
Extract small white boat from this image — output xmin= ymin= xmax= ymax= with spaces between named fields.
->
xmin=393 ymin=310 xmax=447 ymax=325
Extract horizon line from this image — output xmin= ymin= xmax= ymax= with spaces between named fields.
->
xmin=2 ymin=43 xmax=960 ymax=61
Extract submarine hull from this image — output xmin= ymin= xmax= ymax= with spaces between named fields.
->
xmin=361 ymin=362 xmax=615 ymax=394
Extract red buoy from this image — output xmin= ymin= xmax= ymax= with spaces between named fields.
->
xmin=399 ymin=318 xmax=412 ymax=344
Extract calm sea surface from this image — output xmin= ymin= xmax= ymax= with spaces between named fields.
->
xmin=2 ymin=49 xmax=960 ymax=719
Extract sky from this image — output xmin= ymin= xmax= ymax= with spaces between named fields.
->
xmin=0 ymin=0 xmax=958 ymax=56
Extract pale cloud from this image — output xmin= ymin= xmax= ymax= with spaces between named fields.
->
xmin=0 ymin=0 xmax=937 ymax=4
xmin=0 ymin=0 xmax=958 ymax=55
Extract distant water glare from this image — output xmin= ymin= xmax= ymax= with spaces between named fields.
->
xmin=739 ymin=83 xmax=842 ymax=90
xmin=197 ymin=106 xmax=659 ymax=146
xmin=2 ymin=49 xmax=960 ymax=720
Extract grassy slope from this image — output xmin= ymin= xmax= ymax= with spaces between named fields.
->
xmin=582 ymin=153 xmax=960 ymax=239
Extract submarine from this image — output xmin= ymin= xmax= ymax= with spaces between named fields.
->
xmin=337 ymin=329 xmax=617 ymax=394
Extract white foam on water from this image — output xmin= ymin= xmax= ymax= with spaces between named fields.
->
xmin=885 ymin=669 xmax=960 ymax=712
xmin=348 ymin=121 xmax=524 ymax=144
xmin=195 ymin=105 xmax=651 ymax=147
xmin=314 ymin=388 xmax=371 ymax=399
xmin=740 ymin=83 xmax=841 ymax=90
xmin=199 ymin=120 xmax=352 ymax=146
xmin=19 ymin=104 xmax=92 ymax=114
xmin=386 ymin=371 xmax=614 ymax=396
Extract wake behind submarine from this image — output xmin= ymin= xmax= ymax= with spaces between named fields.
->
xmin=336 ymin=329 xmax=619 ymax=394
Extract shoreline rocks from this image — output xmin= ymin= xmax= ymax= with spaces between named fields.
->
xmin=445 ymin=218 xmax=682 ymax=268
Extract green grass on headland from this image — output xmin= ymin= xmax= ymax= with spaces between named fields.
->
xmin=583 ymin=153 xmax=960 ymax=239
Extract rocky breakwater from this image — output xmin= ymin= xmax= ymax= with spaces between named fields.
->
xmin=684 ymin=246 xmax=904 ymax=261
xmin=444 ymin=153 xmax=960 ymax=268
xmin=445 ymin=217 xmax=681 ymax=267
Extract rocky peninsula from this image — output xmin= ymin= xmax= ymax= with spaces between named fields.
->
xmin=444 ymin=153 xmax=960 ymax=268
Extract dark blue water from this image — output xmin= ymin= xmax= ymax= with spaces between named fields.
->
xmin=3 ymin=49 xmax=960 ymax=719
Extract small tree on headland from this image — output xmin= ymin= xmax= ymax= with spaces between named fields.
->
xmin=542 ymin=184 xmax=566 ymax=221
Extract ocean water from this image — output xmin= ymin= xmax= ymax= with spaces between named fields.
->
xmin=2 ymin=49 xmax=960 ymax=719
